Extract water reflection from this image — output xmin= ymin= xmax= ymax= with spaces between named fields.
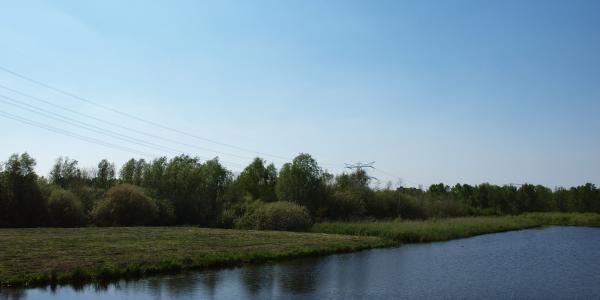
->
xmin=241 ymin=265 xmax=274 ymax=296
xmin=4 ymin=227 xmax=600 ymax=300
xmin=0 ymin=289 xmax=25 ymax=300
xmin=277 ymin=259 xmax=319 ymax=294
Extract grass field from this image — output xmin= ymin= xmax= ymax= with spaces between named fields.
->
xmin=312 ymin=213 xmax=600 ymax=243
xmin=0 ymin=227 xmax=387 ymax=287
xmin=2 ymin=212 xmax=599 ymax=288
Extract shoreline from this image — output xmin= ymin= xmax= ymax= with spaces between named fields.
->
xmin=2 ymin=212 xmax=599 ymax=289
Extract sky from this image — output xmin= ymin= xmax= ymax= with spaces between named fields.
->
xmin=0 ymin=0 xmax=599 ymax=188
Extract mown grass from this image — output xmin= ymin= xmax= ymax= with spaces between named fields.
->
xmin=3 ymin=213 xmax=599 ymax=288
xmin=312 ymin=212 xmax=600 ymax=243
xmin=0 ymin=227 xmax=388 ymax=288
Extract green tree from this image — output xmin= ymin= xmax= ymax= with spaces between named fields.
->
xmin=141 ymin=157 xmax=167 ymax=192
xmin=47 ymin=188 xmax=85 ymax=227
xmin=428 ymin=183 xmax=450 ymax=196
xmin=159 ymin=155 xmax=230 ymax=225
xmin=276 ymin=153 xmax=325 ymax=214
xmin=0 ymin=169 xmax=6 ymax=227
xmin=96 ymin=159 xmax=115 ymax=189
xmin=198 ymin=158 xmax=231 ymax=225
xmin=119 ymin=158 xmax=136 ymax=184
xmin=133 ymin=159 xmax=147 ymax=186
xmin=2 ymin=153 xmax=46 ymax=227
xmin=237 ymin=158 xmax=277 ymax=202
xmin=92 ymin=184 xmax=158 ymax=226
xmin=517 ymin=183 xmax=537 ymax=212
xmin=234 ymin=201 xmax=313 ymax=231
xmin=50 ymin=157 xmax=82 ymax=189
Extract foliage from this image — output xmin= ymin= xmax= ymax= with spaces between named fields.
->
xmin=313 ymin=213 xmax=600 ymax=243
xmin=0 ymin=153 xmax=46 ymax=227
xmin=47 ymin=188 xmax=85 ymax=227
xmin=237 ymin=158 xmax=277 ymax=202
xmin=95 ymin=159 xmax=115 ymax=189
xmin=235 ymin=201 xmax=313 ymax=231
xmin=326 ymin=190 xmax=367 ymax=220
xmin=154 ymin=197 xmax=176 ymax=226
xmin=50 ymin=157 xmax=85 ymax=189
xmin=276 ymin=153 xmax=326 ymax=213
xmin=1 ymin=152 xmax=600 ymax=229
xmin=0 ymin=226 xmax=385 ymax=288
xmin=92 ymin=184 xmax=158 ymax=226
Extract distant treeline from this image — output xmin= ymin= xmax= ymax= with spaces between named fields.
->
xmin=0 ymin=152 xmax=599 ymax=229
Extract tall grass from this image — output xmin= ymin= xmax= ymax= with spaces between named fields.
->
xmin=313 ymin=213 xmax=600 ymax=243
xmin=0 ymin=227 xmax=386 ymax=288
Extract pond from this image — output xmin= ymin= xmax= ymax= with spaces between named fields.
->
xmin=2 ymin=226 xmax=600 ymax=299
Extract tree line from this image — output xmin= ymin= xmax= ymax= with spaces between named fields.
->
xmin=0 ymin=152 xmax=599 ymax=229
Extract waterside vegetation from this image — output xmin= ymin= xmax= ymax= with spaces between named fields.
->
xmin=1 ymin=152 xmax=600 ymax=229
xmin=0 ymin=227 xmax=386 ymax=288
xmin=313 ymin=213 xmax=600 ymax=243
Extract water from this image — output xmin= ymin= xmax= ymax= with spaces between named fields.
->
xmin=3 ymin=226 xmax=600 ymax=300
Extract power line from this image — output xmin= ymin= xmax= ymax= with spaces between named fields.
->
xmin=0 ymin=109 xmax=153 ymax=157
xmin=0 ymin=94 xmax=183 ymax=156
xmin=0 ymin=65 xmax=294 ymax=161
xmin=0 ymin=107 xmax=246 ymax=170
xmin=0 ymin=84 xmax=260 ymax=161
xmin=0 ymin=66 xmax=354 ymax=169
xmin=372 ymin=167 xmax=420 ymax=187
xmin=0 ymin=92 xmax=257 ymax=167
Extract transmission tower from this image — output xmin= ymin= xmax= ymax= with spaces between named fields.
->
xmin=345 ymin=161 xmax=378 ymax=182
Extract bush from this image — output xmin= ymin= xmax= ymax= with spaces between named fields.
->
xmin=366 ymin=190 xmax=399 ymax=219
xmin=235 ymin=201 xmax=313 ymax=231
xmin=47 ymin=188 xmax=85 ymax=227
xmin=70 ymin=185 xmax=104 ymax=216
xmin=154 ymin=197 xmax=176 ymax=225
xmin=424 ymin=197 xmax=468 ymax=218
xmin=327 ymin=190 xmax=366 ymax=220
xmin=397 ymin=194 xmax=428 ymax=220
xmin=92 ymin=184 xmax=158 ymax=226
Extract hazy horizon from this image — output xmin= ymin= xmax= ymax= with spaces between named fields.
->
xmin=1 ymin=0 xmax=599 ymax=188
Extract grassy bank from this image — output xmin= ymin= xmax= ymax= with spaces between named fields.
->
xmin=0 ymin=227 xmax=387 ymax=288
xmin=3 ymin=213 xmax=599 ymax=288
xmin=312 ymin=213 xmax=600 ymax=243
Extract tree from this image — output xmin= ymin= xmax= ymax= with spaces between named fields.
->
xmin=92 ymin=184 xmax=158 ymax=226
xmin=49 ymin=157 xmax=82 ymax=189
xmin=160 ymin=155 xmax=203 ymax=224
xmin=237 ymin=158 xmax=277 ymax=202
xmin=119 ymin=158 xmax=136 ymax=184
xmin=198 ymin=158 xmax=231 ymax=225
xmin=142 ymin=157 xmax=167 ymax=192
xmin=276 ymin=153 xmax=325 ymax=214
xmin=428 ymin=183 xmax=450 ymax=196
xmin=96 ymin=159 xmax=115 ymax=189
xmin=47 ymin=188 xmax=85 ymax=227
xmin=2 ymin=153 xmax=46 ymax=227
xmin=133 ymin=159 xmax=146 ymax=186
xmin=158 ymin=155 xmax=230 ymax=225
xmin=517 ymin=184 xmax=537 ymax=212
xmin=0 ymin=169 xmax=6 ymax=227
xmin=234 ymin=201 xmax=313 ymax=231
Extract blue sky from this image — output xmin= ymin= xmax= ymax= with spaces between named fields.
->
xmin=1 ymin=0 xmax=599 ymax=187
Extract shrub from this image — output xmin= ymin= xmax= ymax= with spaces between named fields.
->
xmin=397 ymin=194 xmax=428 ymax=220
xmin=154 ymin=197 xmax=176 ymax=225
xmin=327 ymin=190 xmax=366 ymax=220
xmin=219 ymin=197 xmax=263 ymax=228
xmin=235 ymin=201 xmax=313 ymax=231
xmin=92 ymin=184 xmax=158 ymax=226
xmin=424 ymin=197 xmax=468 ymax=218
xmin=366 ymin=190 xmax=399 ymax=219
xmin=70 ymin=185 xmax=104 ymax=215
xmin=47 ymin=188 xmax=85 ymax=227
